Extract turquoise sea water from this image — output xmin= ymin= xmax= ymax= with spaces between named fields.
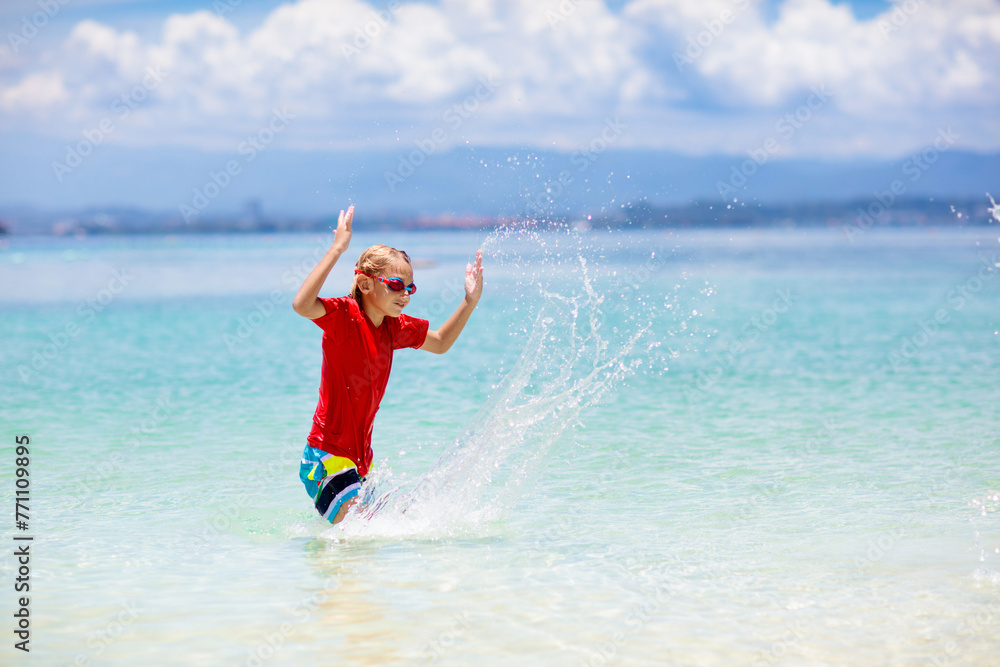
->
xmin=1 ymin=226 xmax=998 ymax=666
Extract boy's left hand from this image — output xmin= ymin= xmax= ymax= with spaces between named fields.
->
xmin=465 ymin=250 xmax=483 ymax=306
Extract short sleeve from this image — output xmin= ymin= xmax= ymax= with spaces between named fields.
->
xmin=392 ymin=313 xmax=430 ymax=350
xmin=311 ymin=296 xmax=351 ymax=335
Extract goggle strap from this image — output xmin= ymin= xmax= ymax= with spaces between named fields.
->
xmin=354 ymin=270 xmax=415 ymax=294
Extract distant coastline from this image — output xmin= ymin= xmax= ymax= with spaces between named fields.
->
xmin=0 ymin=196 xmax=994 ymax=236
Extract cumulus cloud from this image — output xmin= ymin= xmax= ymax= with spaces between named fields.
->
xmin=0 ymin=0 xmax=997 ymax=156
xmin=665 ymin=0 xmax=1000 ymax=113
xmin=0 ymin=69 xmax=67 ymax=112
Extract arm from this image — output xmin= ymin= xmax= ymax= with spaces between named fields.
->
xmin=292 ymin=205 xmax=353 ymax=319
xmin=421 ymin=250 xmax=483 ymax=354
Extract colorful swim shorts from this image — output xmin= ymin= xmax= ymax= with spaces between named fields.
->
xmin=299 ymin=445 xmax=362 ymax=523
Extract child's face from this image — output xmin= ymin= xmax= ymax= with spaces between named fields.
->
xmin=365 ymin=261 xmax=413 ymax=319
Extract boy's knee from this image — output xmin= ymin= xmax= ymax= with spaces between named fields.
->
xmin=331 ymin=497 xmax=358 ymax=525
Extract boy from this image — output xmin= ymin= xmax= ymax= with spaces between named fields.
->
xmin=292 ymin=205 xmax=483 ymax=524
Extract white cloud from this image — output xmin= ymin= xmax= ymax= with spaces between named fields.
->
xmin=0 ymin=69 xmax=67 ymax=112
xmin=629 ymin=0 xmax=1000 ymax=111
xmin=0 ymin=0 xmax=997 ymax=156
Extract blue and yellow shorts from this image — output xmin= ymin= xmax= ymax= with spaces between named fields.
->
xmin=299 ymin=445 xmax=362 ymax=523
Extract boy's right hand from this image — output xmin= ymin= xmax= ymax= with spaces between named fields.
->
xmin=333 ymin=205 xmax=354 ymax=253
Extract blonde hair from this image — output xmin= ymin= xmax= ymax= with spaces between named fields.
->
xmin=350 ymin=244 xmax=412 ymax=302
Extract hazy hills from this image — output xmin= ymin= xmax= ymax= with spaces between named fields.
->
xmin=1 ymin=134 xmax=997 ymax=233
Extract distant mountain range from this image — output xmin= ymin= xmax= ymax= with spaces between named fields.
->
xmin=1 ymin=196 xmax=994 ymax=237
xmin=1 ymin=133 xmax=997 ymax=233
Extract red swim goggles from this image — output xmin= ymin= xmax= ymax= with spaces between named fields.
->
xmin=354 ymin=270 xmax=417 ymax=295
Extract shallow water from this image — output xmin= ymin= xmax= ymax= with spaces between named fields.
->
xmin=1 ymin=226 xmax=998 ymax=665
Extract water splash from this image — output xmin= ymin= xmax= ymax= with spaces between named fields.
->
xmin=970 ymin=490 xmax=1000 ymax=585
xmin=325 ymin=226 xmax=697 ymax=540
xmin=987 ymin=193 xmax=1000 ymax=225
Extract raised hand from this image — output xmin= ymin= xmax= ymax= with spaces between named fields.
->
xmin=333 ymin=205 xmax=354 ymax=253
xmin=419 ymin=249 xmax=484 ymax=353
xmin=465 ymin=249 xmax=483 ymax=306
xmin=293 ymin=204 xmax=355 ymax=319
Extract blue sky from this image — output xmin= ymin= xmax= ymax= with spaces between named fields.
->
xmin=0 ymin=0 xmax=898 ymax=28
xmin=0 ymin=0 xmax=997 ymax=214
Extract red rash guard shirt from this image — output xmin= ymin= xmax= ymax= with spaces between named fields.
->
xmin=307 ymin=296 xmax=429 ymax=477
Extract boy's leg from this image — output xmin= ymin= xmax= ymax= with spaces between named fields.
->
xmin=299 ymin=445 xmax=362 ymax=524
xmin=330 ymin=497 xmax=358 ymax=524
